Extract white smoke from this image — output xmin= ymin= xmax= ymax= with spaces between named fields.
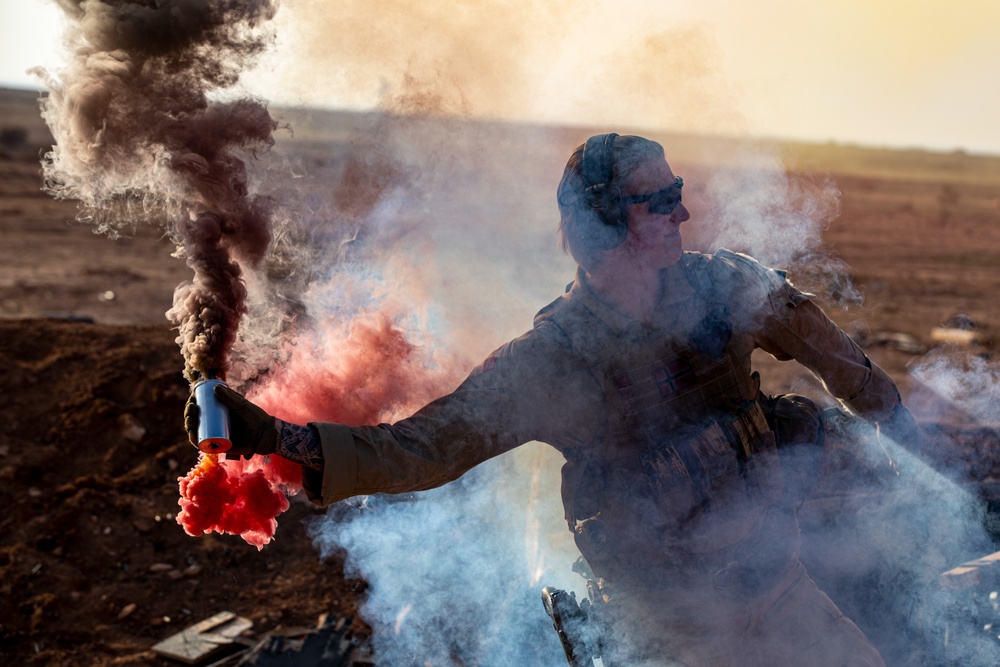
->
xmin=309 ymin=453 xmax=578 ymax=665
xmin=910 ymin=350 xmax=1000 ymax=426
xmin=692 ymin=141 xmax=858 ymax=304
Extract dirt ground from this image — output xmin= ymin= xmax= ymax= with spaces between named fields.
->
xmin=4 ymin=86 xmax=1000 ymax=665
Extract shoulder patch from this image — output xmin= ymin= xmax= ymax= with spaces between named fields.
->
xmin=712 ymin=248 xmax=814 ymax=309
xmin=713 ymin=248 xmax=787 ymax=293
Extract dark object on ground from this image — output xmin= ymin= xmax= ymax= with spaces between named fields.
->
xmin=218 ymin=614 xmax=372 ymax=667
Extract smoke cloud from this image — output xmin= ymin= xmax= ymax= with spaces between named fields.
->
xmin=35 ymin=0 xmax=279 ymax=381
xmin=177 ymin=451 xmax=294 ymax=549
xmin=33 ymin=0 xmax=305 ymax=549
xmin=310 ymin=460 xmax=570 ymax=665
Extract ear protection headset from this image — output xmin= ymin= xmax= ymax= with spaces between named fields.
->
xmin=581 ymin=132 xmax=629 ymax=248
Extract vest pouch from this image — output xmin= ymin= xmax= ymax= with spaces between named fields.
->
xmin=640 ymin=402 xmax=785 ymax=517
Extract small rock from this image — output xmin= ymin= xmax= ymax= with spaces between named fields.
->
xmin=118 ymin=414 xmax=146 ymax=443
xmin=118 ymin=603 xmax=137 ymax=620
xmin=28 ymin=487 xmax=42 ymax=498
xmin=0 ymin=444 xmax=9 ymax=457
xmin=183 ymin=564 xmax=203 ymax=577
xmin=132 ymin=518 xmax=154 ymax=534
xmin=148 ymin=563 xmax=173 ymax=573
xmin=167 ymin=569 xmax=185 ymax=581
xmin=167 ymin=458 xmax=179 ymax=472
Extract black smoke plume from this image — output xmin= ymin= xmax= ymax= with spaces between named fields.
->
xmin=35 ymin=0 xmax=279 ymax=381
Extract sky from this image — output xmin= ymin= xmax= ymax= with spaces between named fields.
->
xmin=3 ymin=0 xmax=1000 ymax=155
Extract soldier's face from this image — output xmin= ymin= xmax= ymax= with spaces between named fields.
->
xmin=622 ymin=158 xmax=690 ymax=269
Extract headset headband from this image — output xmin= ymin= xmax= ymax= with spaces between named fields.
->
xmin=581 ymin=133 xmax=619 ymax=190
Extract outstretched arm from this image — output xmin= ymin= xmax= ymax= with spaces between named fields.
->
xmin=185 ymin=327 xmax=605 ymax=507
xmin=300 ymin=333 xmax=605 ymax=505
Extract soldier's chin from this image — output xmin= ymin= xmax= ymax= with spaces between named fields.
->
xmin=664 ymin=241 xmax=683 ymax=266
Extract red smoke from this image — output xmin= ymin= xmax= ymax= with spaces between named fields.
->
xmin=254 ymin=310 xmax=462 ymax=426
xmin=177 ymin=309 xmax=464 ymax=547
xmin=177 ymin=453 xmax=292 ymax=550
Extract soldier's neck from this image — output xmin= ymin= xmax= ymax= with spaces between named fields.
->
xmin=586 ymin=261 xmax=665 ymax=322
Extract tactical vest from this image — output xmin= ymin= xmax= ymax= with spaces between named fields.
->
xmin=538 ymin=251 xmax=796 ymax=587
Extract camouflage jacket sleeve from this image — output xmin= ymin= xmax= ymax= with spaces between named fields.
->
xmin=716 ymin=249 xmax=901 ymax=423
xmin=302 ymin=323 xmax=605 ymax=506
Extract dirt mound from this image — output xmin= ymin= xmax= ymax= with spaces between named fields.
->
xmin=0 ymin=319 xmax=365 ymax=666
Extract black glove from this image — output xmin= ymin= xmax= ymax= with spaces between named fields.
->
xmin=184 ymin=385 xmax=278 ymax=459
xmin=878 ymin=401 xmax=923 ymax=458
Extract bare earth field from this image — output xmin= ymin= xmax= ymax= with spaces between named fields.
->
xmin=3 ymin=86 xmax=1000 ymax=665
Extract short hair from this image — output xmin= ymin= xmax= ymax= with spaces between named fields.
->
xmin=557 ymin=135 xmax=666 ymax=270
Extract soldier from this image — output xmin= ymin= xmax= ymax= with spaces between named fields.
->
xmin=187 ymin=133 xmax=919 ymax=665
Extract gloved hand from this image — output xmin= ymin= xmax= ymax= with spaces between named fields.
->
xmin=184 ymin=385 xmax=278 ymax=459
xmin=878 ymin=400 xmax=923 ymax=457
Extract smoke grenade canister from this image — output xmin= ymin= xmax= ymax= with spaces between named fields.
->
xmin=193 ymin=378 xmax=232 ymax=453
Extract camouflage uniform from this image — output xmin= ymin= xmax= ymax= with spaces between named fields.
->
xmin=303 ymin=249 xmax=897 ymax=666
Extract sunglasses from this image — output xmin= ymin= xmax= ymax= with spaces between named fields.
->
xmin=622 ymin=176 xmax=683 ymax=215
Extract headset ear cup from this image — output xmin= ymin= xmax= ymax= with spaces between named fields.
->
xmin=581 ymin=132 xmax=628 ymax=249
xmin=601 ymin=189 xmax=628 ymax=248
xmin=584 ymin=189 xmax=623 ymax=248
xmin=588 ymin=190 xmax=627 ymax=250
